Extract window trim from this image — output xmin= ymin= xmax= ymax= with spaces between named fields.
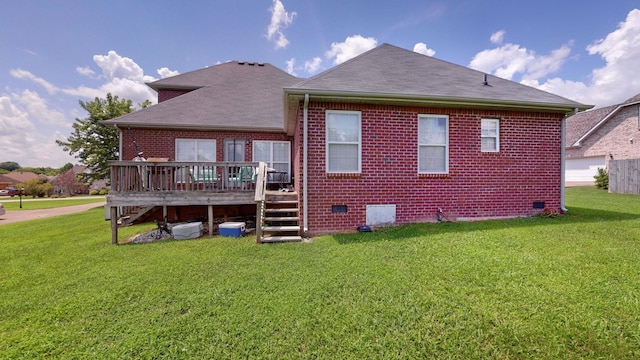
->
xmin=252 ymin=140 xmax=291 ymax=182
xmin=174 ymin=138 xmax=217 ymax=183
xmin=418 ymin=114 xmax=449 ymax=174
xmin=326 ymin=110 xmax=362 ymax=174
xmin=175 ymin=138 xmax=217 ymax=162
xmin=481 ymin=118 xmax=500 ymax=152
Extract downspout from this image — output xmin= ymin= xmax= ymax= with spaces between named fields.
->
xmin=560 ymin=108 xmax=578 ymax=212
xmin=303 ymin=94 xmax=309 ymax=234
xmin=117 ymin=126 xmax=123 ymax=160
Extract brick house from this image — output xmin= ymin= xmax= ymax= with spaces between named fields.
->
xmin=565 ymin=94 xmax=640 ymax=183
xmin=105 ymin=44 xmax=590 ymax=242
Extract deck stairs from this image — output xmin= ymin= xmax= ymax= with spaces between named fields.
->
xmin=118 ymin=206 xmax=155 ymax=227
xmin=260 ymin=191 xmax=302 ymax=243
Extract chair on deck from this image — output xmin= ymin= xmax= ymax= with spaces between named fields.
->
xmin=189 ymin=167 xmax=220 ymax=189
xmin=228 ymin=166 xmax=257 ymax=189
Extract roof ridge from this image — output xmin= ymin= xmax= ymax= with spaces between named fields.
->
xmin=294 ymin=43 xmax=392 ymax=88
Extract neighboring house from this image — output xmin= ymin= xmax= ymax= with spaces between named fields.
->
xmin=51 ymin=165 xmax=91 ymax=195
xmin=0 ymin=171 xmax=44 ymax=189
xmin=105 ymin=44 xmax=590 ymax=242
xmin=565 ymin=94 xmax=640 ymax=184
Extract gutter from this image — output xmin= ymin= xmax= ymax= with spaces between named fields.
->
xmin=303 ymin=94 xmax=309 ymax=234
xmin=116 ymin=125 xmax=123 ymax=161
xmin=284 ymin=88 xmax=593 ymax=113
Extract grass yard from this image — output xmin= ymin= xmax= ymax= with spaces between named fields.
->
xmin=1 ymin=187 xmax=639 ymax=358
xmin=1 ymin=197 xmax=105 ymax=211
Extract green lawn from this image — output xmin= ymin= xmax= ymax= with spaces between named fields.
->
xmin=1 ymin=187 xmax=639 ymax=358
xmin=1 ymin=196 xmax=105 ymax=211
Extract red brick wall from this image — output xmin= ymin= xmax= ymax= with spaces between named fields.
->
xmin=297 ymin=102 xmax=564 ymax=235
xmin=122 ymin=128 xmax=291 ymax=162
xmin=158 ymin=89 xmax=192 ymax=103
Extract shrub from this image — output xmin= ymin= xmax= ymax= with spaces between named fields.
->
xmin=98 ymin=188 xmax=109 ymax=195
xmin=594 ymin=167 xmax=609 ymax=190
xmin=89 ymin=189 xmax=100 ymax=196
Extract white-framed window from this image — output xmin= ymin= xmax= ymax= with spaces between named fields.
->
xmin=418 ymin=115 xmax=448 ymax=174
xmin=326 ymin=110 xmax=361 ymax=173
xmin=253 ymin=140 xmax=291 ymax=182
xmin=175 ymin=139 xmax=216 ymax=182
xmin=481 ymin=119 xmax=500 ymax=152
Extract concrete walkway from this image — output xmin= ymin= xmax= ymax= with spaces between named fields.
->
xmin=0 ymin=201 xmax=106 ymax=225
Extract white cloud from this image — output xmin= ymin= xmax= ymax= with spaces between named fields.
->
xmin=93 ymin=50 xmax=147 ymax=82
xmin=14 ymin=90 xmax=68 ymax=127
xmin=10 ymin=69 xmax=58 ymax=94
xmin=304 ymin=57 xmax=323 ymax=73
xmin=76 ymin=66 xmax=95 ymax=77
xmin=469 ymin=33 xmax=572 ymax=82
xmin=0 ymin=95 xmax=75 ymax=167
xmin=413 ymin=42 xmax=436 ymax=56
xmin=326 ymin=35 xmax=378 ymax=65
xmin=267 ymin=0 xmax=296 ymax=49
xmin=524 ymin=9 xmax=640 ymax=106
xmin=285 ymin=58 xmax=297 ymax=76
xmin=0 ymin=96 xmax=34 ymax=136
xmin=490 ymin=30 xmax=505 ymax=45
xmin=157 ymin=67 xmax=180 ymax=79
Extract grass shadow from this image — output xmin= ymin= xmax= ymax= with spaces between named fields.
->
xmin=331 ymin=206 xmax=640 ymax=245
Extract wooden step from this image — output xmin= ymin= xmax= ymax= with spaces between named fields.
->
xmin=266 ymin=199 xmax=298 ymax=204
xmin=261 ymin=235 xmax=303 ymax=243
xmin=265 ymin=216 xmax=299 ymax=222
xmin=265 ymin=207 xmax=298 ymax=213
xmin=262 ymin=225 xmax=300 ymax=232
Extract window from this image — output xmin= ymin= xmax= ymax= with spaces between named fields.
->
xmin=326 ymin=110 xmax=361 ymax=173
xmin=175 ymin=139 xmax=216 ymax=182
xmin=176 ymin=139 xmax=216 ymax=161
xmin=481 ymin=119 xmax=499 ymax=152
xmin=253 ymin=140 xmax=291 ymax=182
xmin=418 ymin=115 xmax=448 ymax=174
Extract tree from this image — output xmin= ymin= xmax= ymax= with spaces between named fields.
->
xmin=59 ymin=163 xmax=74 ymax=173
xmin=56 ymin=93 xmax=135 ymax=183
xmin=19 ymin=177 xmax=53 ymax=198
xmin=52 ymin=169 xmax=84 ymax=196
xmin=0 ymin=161 xmax=21 ymax=172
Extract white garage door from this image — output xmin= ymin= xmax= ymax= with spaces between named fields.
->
xmin=565 ymin=156 xmax=606 ymax=182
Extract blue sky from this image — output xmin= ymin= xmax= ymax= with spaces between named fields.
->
xmin=2 ymin=0 xmax=640 ymax=167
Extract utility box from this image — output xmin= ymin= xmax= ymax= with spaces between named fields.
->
xmin=172 ymin=222 xmax=203 ymax=240
xmin=219 ymin=222 xmax=246 ymax=237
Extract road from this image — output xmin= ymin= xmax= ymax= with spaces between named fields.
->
xmin=0 ymin=200 xmax=106 ymax=225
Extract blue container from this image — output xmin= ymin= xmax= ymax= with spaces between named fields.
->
xmin=219 ymin=222 xmax=246 ymax=237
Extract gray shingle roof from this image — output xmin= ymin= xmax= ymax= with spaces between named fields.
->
xmin=106 ymin=61 xmax=300 ymax=131
xmin=287 ymin=44 xmax=590 ymax=111
xmin=566 ymin=93 xmax=640 ymax=147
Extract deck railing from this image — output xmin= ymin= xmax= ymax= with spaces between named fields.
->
xmin=109 ymin=161 xmax=261 ymax=193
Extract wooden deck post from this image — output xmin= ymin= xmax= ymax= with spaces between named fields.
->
xmin=208 ymin=205 xmax=214 ymax=237
xmin=110 ymin=207 xmax=118 ymax=244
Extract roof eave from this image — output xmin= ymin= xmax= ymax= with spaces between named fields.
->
xmin=284 ymin=88 xmax=592 ymax=113
xmin=146 ymin=83 xmax=203 ymax=92
xmin=109 ymin=121 xmax=284 ymax=133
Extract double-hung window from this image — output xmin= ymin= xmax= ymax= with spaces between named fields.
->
xmin=418 ymin=115 xmax=448 ymax=174
xmin=175 ymin=139 xmax=216 ymax=182
xmin=481 ymin=119 xmax=500 ymax=152
xmin=326 ymin=110 xmax=361 ymax=173
xmin=253 ymin=140 xmax=291 ymax=182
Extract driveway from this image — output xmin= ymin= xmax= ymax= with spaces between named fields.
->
xmin=0 ymin=202 xmax=106 ymax=225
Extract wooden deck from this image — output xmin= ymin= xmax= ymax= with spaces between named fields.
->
xmin=106 ymin=161 xmax=301 ymax=244
xmin=107 ymin=161 xmax=266 ymax=244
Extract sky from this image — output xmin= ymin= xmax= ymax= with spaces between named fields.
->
xmin=2 ymin=0 xmax=640 ymax=168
